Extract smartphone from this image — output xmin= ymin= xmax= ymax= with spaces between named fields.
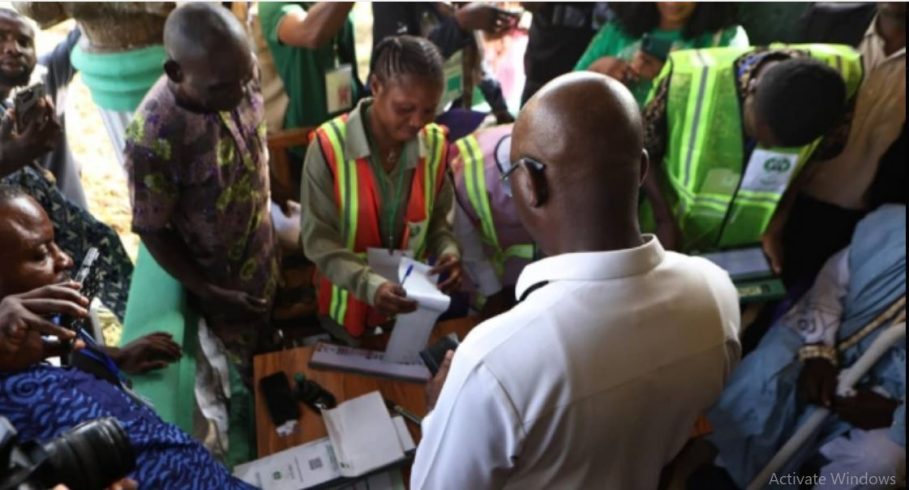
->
xmin=419 ymin=334 xmax=460 ymax=377
xmin=259 ymin=372 xmax=301 ymax=430
xmin=56 ymin=247 xmax=100 ymax=338
xmin=640 ymin=34 xmax=674 ymax=62
xmin=13 ymin=82 xmax=46 ymax=133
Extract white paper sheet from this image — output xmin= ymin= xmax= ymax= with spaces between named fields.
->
xmin=234 ymin=415 xmax=415 ymax=490
xmin=323 ymin=392 xmax=405 ymax=477
xmin=384 ymin=258 xmax=451 ymax=364
xmin=233 ymin=414 xmax=413 ymax=489
xmin=234 ymin=437 xmax=341 ymax=490
xmin=366 ymin=248 xmax=413 ymax=283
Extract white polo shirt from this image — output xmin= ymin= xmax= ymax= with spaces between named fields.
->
xmin=411 ymin=235 xmax=741 ymax=489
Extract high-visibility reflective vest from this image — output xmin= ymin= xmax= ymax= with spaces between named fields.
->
xmin=451 ymin=125 xmax=535 ymax=289
xmin=314 ymin=114 xmax=448 ymax=337
xmin=659 ymin=44 xmax=863 ymax=251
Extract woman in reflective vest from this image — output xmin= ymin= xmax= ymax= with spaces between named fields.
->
xmin=643 ymin=44 xmax=863 ymax=252
xmin=450 ymin=124 xmax=536 ymax=316
xmin=301 ymin=36 xmax=463 ymax=341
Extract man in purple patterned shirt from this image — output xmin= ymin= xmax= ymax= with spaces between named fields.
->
xmin=124 ymin=3 xmax=278 ymax=375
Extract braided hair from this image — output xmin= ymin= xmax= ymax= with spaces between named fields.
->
xmin=370 ymin=35 xmax=445 ymax=88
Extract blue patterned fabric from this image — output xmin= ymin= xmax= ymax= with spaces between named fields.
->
xmin=0 ymin=365 xmax=253 ymax=490
xmin=707 ymin=205 xmax=907 ymax=488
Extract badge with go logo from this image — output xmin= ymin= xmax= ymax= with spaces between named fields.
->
xmin=763 ymin=156 xmax=792 ymax=173
xmin=741 ymin=149 xmax=799 ymax=194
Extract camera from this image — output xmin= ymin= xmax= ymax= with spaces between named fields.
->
xmin=0 ymin=415 xmax=136 ymax=490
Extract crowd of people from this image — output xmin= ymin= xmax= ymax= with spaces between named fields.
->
xmin=0 ymin=2 xmax=904 ymax=489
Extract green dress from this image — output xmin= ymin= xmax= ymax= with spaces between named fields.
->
xmin=574 ymin=21 xmax=749 ymax=106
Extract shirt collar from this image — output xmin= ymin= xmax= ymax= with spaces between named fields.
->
xmin=344 ymin=97 xmax=420 ymax=170
xmin=515 ymin=235 xmax=666 ymax=301
xmin=864 ymin=14 xmax=907 ymax=61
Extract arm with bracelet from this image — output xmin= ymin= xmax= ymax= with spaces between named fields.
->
xmin=779 ymin=249 xmax=850 ymax=407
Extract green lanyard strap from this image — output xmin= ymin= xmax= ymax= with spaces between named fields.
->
xmin=364 ymin=107 xmax=409 ymax=249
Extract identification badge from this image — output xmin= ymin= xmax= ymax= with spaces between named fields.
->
xmin=437 ymin=50 xmax=464 ymax=114
xmin=740 ymin=148 xmax=799 ymax=195
xmin=325 ymin=64 xmax=354 ymax=114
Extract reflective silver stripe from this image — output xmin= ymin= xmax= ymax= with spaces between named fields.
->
xmin=683 ymin=50 xmax=711 ymax=189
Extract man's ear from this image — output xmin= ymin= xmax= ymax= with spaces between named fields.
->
xmin=521 ymin=164 xmax=549 ymax=208
xmin=639 ymin=149 xmax=649 ymax=186
xmin=163 ymin=60 xmax=183 ymax=83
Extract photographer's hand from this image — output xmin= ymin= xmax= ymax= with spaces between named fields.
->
xmin=0 ymin=100 xmax=61 ymax=177
xmin=0 ymin=282 xmax=88 ymax=371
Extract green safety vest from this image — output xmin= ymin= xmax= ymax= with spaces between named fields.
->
xmin=660 ymin=44 xmax=863 ymax=251
xmin=455 ymin=134 xmax=535 ymax=281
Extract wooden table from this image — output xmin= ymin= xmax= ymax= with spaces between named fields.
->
xmin=254 ymin=317 xmax=477 ymax=458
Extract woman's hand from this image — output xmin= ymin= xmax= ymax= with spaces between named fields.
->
xmin=430 ymin=254 xmax=463 ymax=294
xmin=587 ymin=56 xmax=637 ymax=85
xmin=374 ymin=282 xmax=418 ymax=317
xmin=630 ymin=50 xmax=665 ymax=81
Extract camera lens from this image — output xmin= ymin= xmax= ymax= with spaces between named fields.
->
xmin=42 ymin=417 xmax=136 ymax=490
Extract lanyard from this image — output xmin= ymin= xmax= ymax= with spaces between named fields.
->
xmin=52 ymin=313 xmax=128 ymax=384
xmin=364 ymin=107 xmax=409 ymax=249
xmin=371 ymin=151 xmax=407 ymax=249
xmin=75 ymin=326 xmax=128 ymax=383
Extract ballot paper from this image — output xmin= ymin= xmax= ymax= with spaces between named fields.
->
xmin=384 ymin=257 xmax=451 ymax=364
xmin=233 ymin=410 xmax=413 ymax=490
xmin=309 ymin=343 xmax=431 ymax=382
xmin=323 ymin=392 xmax=407 ymax=477
xmin=234 ymin=437 xmax=339 ymax=490
xmin=366 ymin=248 xmax=413 ymax=283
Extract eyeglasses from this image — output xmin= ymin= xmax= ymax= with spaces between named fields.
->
xmin=500 ymin=157 xmax=546 ymax=183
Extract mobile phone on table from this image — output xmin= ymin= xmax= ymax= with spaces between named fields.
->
xmin=640 ymin=34 xmax=674 ymax=62
xmin=260 ymin=372 xmax=301 ymax=434
xmin=13 ymin=82 xmax=46 ymax=133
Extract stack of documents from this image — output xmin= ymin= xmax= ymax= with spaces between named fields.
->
xmin=234 ymin=392 xmax=414 ymax=489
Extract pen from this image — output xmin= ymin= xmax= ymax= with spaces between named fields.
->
xmin=401 ymin=264 xmax=414 ymax=286
xmin=385 ymin=398 xmax=423 ymax=427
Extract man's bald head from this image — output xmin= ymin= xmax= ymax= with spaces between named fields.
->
xmin=511 ymin=72 xmax=647 ymax=254
xmin=164 ymin=3 xmax=249 ymax=62
xmin=163 ymin=3 xmax=253 ymax=112
xmin=516 ymin=72 xmax=644 ymax=175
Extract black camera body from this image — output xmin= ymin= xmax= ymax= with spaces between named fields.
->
xmin=0 ymin=415 xmax=135 ymax=490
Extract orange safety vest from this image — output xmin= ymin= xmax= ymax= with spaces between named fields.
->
xmin=314 ymin=114 xmax=448 ymax=337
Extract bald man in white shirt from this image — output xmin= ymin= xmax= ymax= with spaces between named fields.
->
xmin=411 ymin=72 xmax=741 ymax=489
